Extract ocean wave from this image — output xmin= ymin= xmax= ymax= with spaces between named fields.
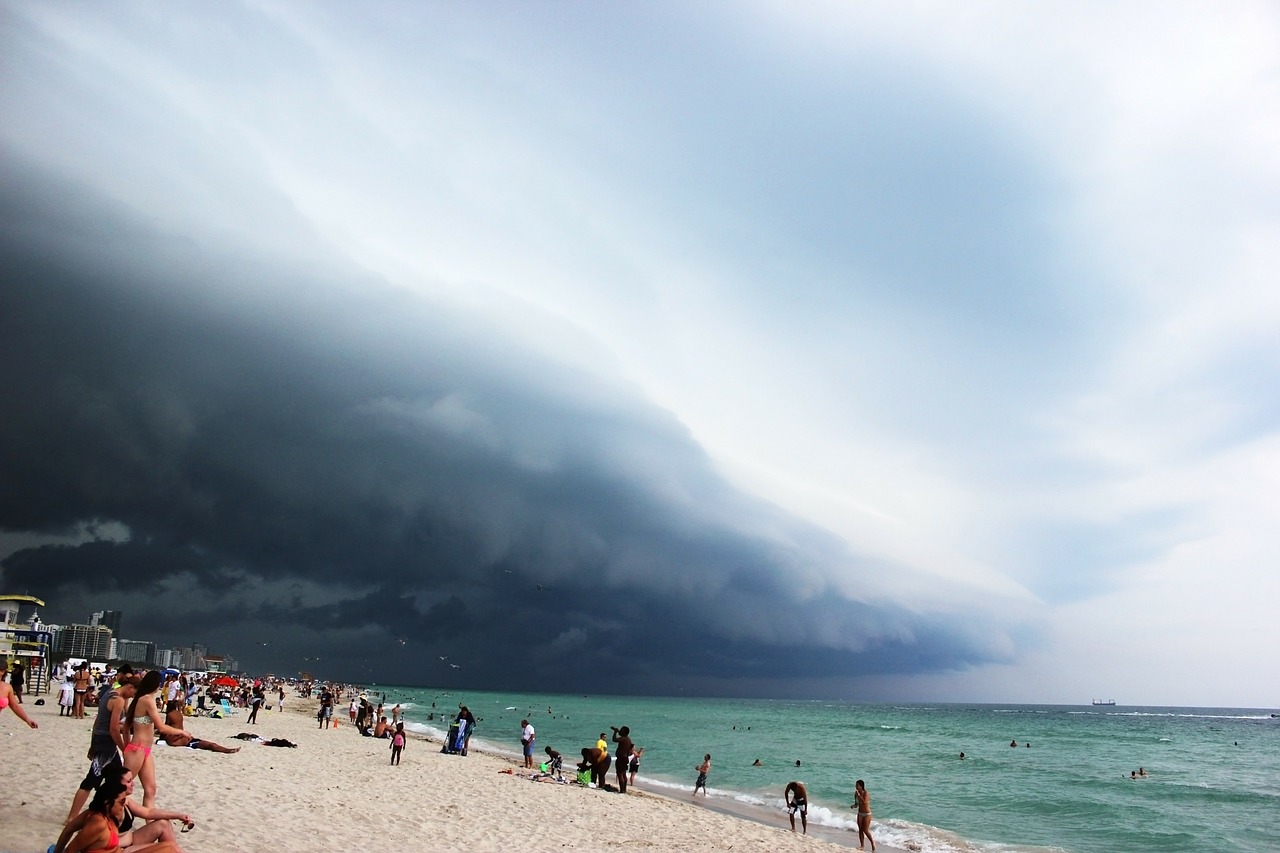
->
xmin=875 ymin=818 xmax=1070 ymax=853
xmin=991 ymin=709 xmax=1050 ymax=714
xmin=1108 ymin=712 xmax=1271 ymax=720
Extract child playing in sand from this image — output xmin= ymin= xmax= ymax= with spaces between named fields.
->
xmin=390 ymin=722 xmax=406 ymax=765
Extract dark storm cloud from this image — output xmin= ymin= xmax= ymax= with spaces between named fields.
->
xmin=0 ymin=158 xmax=1018 ymax=695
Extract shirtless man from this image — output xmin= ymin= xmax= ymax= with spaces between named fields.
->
xmin=65 ymin=675 xmax=137 ymax=822
xmin=693 ymin=754 xmax=711 ymax=797
xmin=611 ymin=726 xmax=633 ymax=793
xmin=785 ymin=781 xmax=809 ymax=834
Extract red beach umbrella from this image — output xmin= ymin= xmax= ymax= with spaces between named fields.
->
xmin=212 ymin=676 xmax=238 ymax=687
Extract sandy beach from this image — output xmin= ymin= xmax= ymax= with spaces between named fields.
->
xmin=1 ymin=694 xmax=901 ymax=853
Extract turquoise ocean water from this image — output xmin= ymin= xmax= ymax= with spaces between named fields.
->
xmin=366 ymin=686 xmax=1279 ymax=853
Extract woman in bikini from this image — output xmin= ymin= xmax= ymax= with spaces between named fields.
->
xmin=123 ymin=671 xmax=182 ymax=807
xmin=0 ymin=659 xmax=38 ymax=729
xmin=56 ymin=766 xmax=194 ymax=852
xmin=851 ymin=779 xmax=876 ymax=852
xmin=73 ymin=663 xmax=93 ymax=720
xmin=57 ymin=777 xmax=183 ymax=853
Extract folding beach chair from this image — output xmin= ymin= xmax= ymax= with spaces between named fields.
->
xmin=219 ymin=698 xmax=240 ymax=717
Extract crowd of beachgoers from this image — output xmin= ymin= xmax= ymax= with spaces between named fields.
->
xmin=1 ymin=659 xmax=315 ymax=853
xmin=1 ymin=663 xmax=877 ymax=853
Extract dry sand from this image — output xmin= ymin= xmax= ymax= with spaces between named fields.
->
xmin=2 ymin=694 xmax=897 ymax=852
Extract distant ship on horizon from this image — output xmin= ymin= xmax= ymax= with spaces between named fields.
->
xmin=1091 ymin=699 xmax=1117 ymax=706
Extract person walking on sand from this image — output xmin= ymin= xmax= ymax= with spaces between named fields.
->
xmin=521 ymin=719 xmax=536 ymax=768
xmin=319 ymin=686 xmax=334 ymax=729
xmin=693 ymin=754 xmax=711 ymax=796
xmin=852 ymin=779 xmax=876 ymax=851
xmin=247 ymin=687 xmax=264 ymax=724
xmin=785 ymin=781 xmax=809 ymax=834
xmin=124 ymin=670 xmax=185 ymax=807
xmin=65 ymin=674 xmax=137 ymax=822
xmin=390 ymin=723 xmax=406 ymax=765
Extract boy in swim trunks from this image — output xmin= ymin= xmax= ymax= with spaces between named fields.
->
xmin=693 ymin=754 xmax=711 ymax=797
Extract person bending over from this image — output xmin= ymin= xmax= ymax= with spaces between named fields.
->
xmin=785 ymin=781 xmax=809 ymax=834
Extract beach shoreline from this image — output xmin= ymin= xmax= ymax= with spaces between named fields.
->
xmin=1 ymin=692 xmax=903 ymax=853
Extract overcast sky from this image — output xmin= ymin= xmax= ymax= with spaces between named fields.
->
xmin=2 ymin=1 xmax=1277 ymax=706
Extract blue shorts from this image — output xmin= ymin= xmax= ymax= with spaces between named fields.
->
xmin=523 ymin=741 xmax=534 ymax=757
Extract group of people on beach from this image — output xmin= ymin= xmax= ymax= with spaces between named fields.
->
xmin=0 ymin=659 xmax=302 ymax=853
xmin=684 ymin=743 xmax=874 ymax=848
xmin=57 ymin=666 xmax=201 ymax=852
xmin=559 ymin=724 xmax=643 ymax=793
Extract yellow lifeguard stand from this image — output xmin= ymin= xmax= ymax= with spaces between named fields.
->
xmin=1 ymin=595 xmax=52 ymax=695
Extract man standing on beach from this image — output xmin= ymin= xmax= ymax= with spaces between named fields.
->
xmin=611 ymin=725 xmax=634 ymax=793
xmin=521 ymin=719 xmax=536 ymax=768
xmin=65 ymin=674 xmax=137 ymax=822
xmin=785 ymin=781 xmax=808 ymax=834
xmin=319 ymin=686 xmax=334 ymax=729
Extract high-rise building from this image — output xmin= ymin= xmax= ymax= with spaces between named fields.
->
xmin=55 ymin=624 xmax=112 ymax=660
xmin=90 ymin=610 xmax=123 ymax=636
xmin=115 ymin=639 xmax=156 ymax=665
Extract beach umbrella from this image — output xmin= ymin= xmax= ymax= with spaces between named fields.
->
xmin=161 ymin=668 xmax=180 ymax=677
xmin=213 ymin=675 xmax=238 ymax=687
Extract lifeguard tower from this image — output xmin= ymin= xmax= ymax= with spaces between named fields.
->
xmin=1 ymin=595 xmax=53 ymax=696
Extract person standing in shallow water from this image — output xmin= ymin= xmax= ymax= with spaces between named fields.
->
xmin=852 ymin=779 xmax=875 ymax=851
xmin=693 ymin=754 xmax=711 ymax=796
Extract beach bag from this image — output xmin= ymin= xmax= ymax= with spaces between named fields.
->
xmin=576 ymin=770 xmax=591 ymax=786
